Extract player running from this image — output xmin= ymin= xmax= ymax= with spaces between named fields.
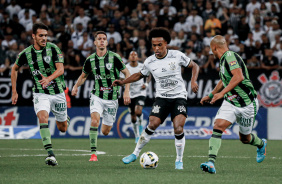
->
xmin=112 ymin=27 xmax=199 ymax=169
xmin=199 ymin=35 xmax=267 ymax=174
xmin=11 ymin=23 xmax=69 ymax=166
xmin=71 ymin=31 xmax=130 ymax=162
xmin=120 ymin=51 xmax=151 ymax=143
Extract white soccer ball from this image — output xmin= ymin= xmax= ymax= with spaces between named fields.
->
xmin=140 ymin=151 xmax=159 ymax=169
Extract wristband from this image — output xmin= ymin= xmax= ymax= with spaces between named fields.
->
xmin=208 ymin=93 xmax=214 ymax=99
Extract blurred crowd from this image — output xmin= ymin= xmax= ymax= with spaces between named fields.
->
xmin=1 ymin=0 xmax=282 ymax=77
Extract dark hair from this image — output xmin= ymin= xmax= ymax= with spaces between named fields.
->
xmin=32 ymin=22 xmax=48 ymax=34
xmin=94 ymin=31 xmax=107 ymax=39
xmin=148 ymin=27 xmax=171 ymax=44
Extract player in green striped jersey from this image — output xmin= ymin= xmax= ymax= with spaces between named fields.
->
xmin=11 ymin=23 xmax=69 ymax=166
xmin=71 ymin=31 xmax=131 ymax=162
xmin=199 ymin=35 xmax=267 ymax=174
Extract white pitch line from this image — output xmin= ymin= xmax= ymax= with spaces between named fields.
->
xmin=0 ymin=148 xmax=90 ymax=152
xmin=0 ymin=153 xmax=281 ymax=160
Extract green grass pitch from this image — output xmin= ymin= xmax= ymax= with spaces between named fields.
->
xmin=0 ymin=139 xmax=281 ymax=184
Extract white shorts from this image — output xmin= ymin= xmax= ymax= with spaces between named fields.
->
xmin=215 ymin=99 xmax=259 ymax=135
xmin=33 ymin=93 xmax=67 ymax=122
xmin=90 ymin=94 xmax=118 ymax=126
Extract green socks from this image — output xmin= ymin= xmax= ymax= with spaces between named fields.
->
xmin=89 ymin=126 xmax=98 ymax=154
xmin=249 ymin=133 xmax=264 ymax=148
xmin=39 ymin=123 xmax=54 ymax=156
xmin=208 ymin=129 xmax=223 ymax=163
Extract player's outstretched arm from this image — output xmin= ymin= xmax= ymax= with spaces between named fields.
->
xmin=39 ymin=62 xmax=64 ymax=88
xmin=211 ymin=68 xmax=244 ymax=104
xmin=200 ymin=80 xmax=224 ymax=105
xmin=187 ymin=60 xmax=199 ymax=93
xmin=121 ymin=67 xmax=131 ymax=105
xmin=71 ymin=72 xmax=89 ymax=96
xmin=11 ymin=64 xmax=20 ymax=105
xmin=112 ymin=72 xmax=144 ymax=87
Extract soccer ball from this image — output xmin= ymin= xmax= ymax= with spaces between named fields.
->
xmin=140 ymin=151 xmax=159 ymax=169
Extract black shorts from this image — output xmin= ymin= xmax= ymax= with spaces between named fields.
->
xmin=150 ymin=97 xmax=188 ymax=123
xmin=128 ymin=96 xmax=146 ymax=114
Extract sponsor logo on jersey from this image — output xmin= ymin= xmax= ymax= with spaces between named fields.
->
xmin=227 ymin=94 xmax=237 ymax=101
xmin=152 ymin=105 xmax=160 ymax=113
xmin=94 ymin=74 xmax=112 ymax=80
xmin=162 ymin=68 xmax=167 ymax=72
xmin=229 ymin=60 xmax=237 ymax=66
xmin=43 ymin=56 xmax=51 ymax=64
xmin=43 ymin=80 xmax=55 ymax=89
xmin=106 ymin=63 xmax=112 ymax=70
xmin=100 ymin=87 xmax=112 ymax=91
xmin=160 ymin=79 xmax=178 ymax=89
xmin=90 ymin=58 xmax=95 ymax=61
xmin=160 ymin=93 xmax=180 ymax=97
xmin=167 ymin=55 xmax=176 ymax=58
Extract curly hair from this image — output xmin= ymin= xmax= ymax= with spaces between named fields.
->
xmin=148 ymin=27 xmax=171 ymax=44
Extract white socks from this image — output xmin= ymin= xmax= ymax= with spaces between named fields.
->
xmin=175 ymin=133 xmax=185 ymax=162
xmin=133 ymin=126 xmax=154 ymax=157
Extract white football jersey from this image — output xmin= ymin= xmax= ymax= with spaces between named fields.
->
xmin=141 ymin=50 xmax=191 ymax=99
xmin=120 ymin=62 xmax=146 ymax=98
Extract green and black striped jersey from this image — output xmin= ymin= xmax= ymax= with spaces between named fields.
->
xmin=15 ymin=42 xmax=66 ymax=95
xmin=219 ymin=50 xmax=257 ymax=107
xmin=83 ymin=51 xmax=126 ymax=100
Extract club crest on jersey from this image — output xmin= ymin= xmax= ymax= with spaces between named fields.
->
xmin=106 ymin=63 xmax=112 ymax=70
xmin=169 ymin=62 xmax=176 ymax=70
xmin=43 ymin=56 xmax=51 ymax=64
xmin=229 ymin=60 xmax=237 ymax=66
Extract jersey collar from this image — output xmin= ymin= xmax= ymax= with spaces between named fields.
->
xmin=95 ymin=50 xmax=108 ymax=59
xmin=155 ymin=49 xmax=169 ymax=60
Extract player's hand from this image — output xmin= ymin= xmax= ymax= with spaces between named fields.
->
xmin=191 ymin=81 xmax=199 ymax=93
xmin=39 ymin=74 xmax=50 ymax=89
xmin=210 ymin=92 xmax=224 ymax=104
xmin=112 ymin=80 xmax=123 ymax=87
xmin=200 ymin=96 xmax=211 ymax=105
xmin=11 ymin=91 xmax=18 ymax=105
xmin=123 ymin=90 xmax=131 ymax=105
xmin=71 ymin=86 xmax=78 ymax=96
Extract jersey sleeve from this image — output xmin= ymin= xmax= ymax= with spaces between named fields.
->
xmin=15 ymin=51 xmax=27 ymax=67
xmin=226 ymin=51 xmax=240 ymax=71
xmin=83 ymin=58 xmax=92 ymax=74
xmin=140 ymin=60 xmax=150 ymax=76
xmin=179 ymin=52 xmax=191 ymax=67
xmin=51 ymin=45 xmax=64 ymax=63
xmin=114 ymin=54 xmax=126 ymax=71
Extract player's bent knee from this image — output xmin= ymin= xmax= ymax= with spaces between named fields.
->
xmin=91 ymin=119 xmax=99 ymax=127
xmin=174 ymin=126 xmax=183 ymax=134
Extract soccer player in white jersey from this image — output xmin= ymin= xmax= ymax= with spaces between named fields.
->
xmin=112 ymin=27 xmax=199 ymax=169
xmin=120 ymin=51 xmax=151 ymax=143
